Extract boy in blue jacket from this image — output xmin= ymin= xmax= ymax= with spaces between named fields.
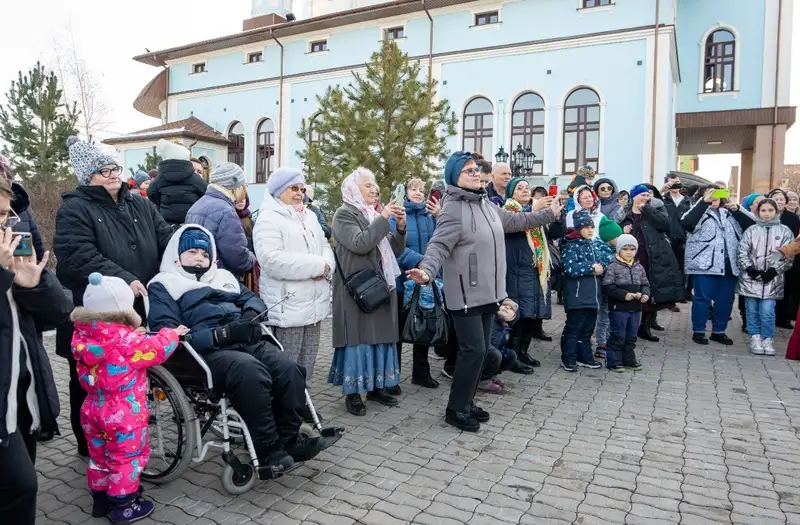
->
xmin=560 ymin=210 xmax=614 ymax=372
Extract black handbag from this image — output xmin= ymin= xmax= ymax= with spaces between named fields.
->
xmin=401 ymin=283 xmax=450 ymax=346
xmin=333 ymin=246 xmax=391 ymax=314
xmin=548 ymin=243 xmax=564 ymax=292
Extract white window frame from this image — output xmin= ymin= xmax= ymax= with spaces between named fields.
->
xmin=383 ymin=25 xmax=406 ymax=41
xmin=245 ymin=51 xmax=264 ymax=65
xmin=190 ymin=61 xmax=208 ymax=75
xmin=308 ymin=39 xmax=330 ymax=55
xmin=577 ymin=0 xmax=614 ymax=14
xmin=697 ymin=24 xmax=741 ymax=101
xmin=468 ymin=4 xmax=503 ymax=32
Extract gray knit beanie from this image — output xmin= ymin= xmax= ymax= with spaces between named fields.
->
xmin=267 ymin=167 xmax=305 ymax=199
xmin=67 ymin=136 xmax=118 ymax=186
xmin=209 ymin=162 xmax=245 ymax=189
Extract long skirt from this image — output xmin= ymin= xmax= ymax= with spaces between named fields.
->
xmin=328 ymin=343 xmax=400 ymax=395
xmin=786 ymin=306 xmax=800 ymax=360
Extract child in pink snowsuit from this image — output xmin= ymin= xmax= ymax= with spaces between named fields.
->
xmin=71 ymin=272 xmax=188 ymax=523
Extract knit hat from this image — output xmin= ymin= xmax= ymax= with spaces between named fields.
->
xmin=573 ymin=209 xmax=594 ymax=231
xmin=505 ymin=177 xmax=526 ymax=200
xmin=741 ymin=193 xmax=762 ymax=210
xmin=133 ymin=170 xmax=150 ymax=186
xmin=577 ymin=165 xmax=596 ymax=179
xmin=209 ymin=162 xmax=245 ymax=189
xmin=615 ymin=234 xmax=638 ymax=254
xmin=83 ymin=272 xmax=135 ymax=314
xmin=630 ymin=184 xmax=651 ymax=200
xmin=444 ymin=151 xmax=476 ymax=187
xmin=66 ymin=136 xmax=118 ymax=186
xmin=156 ymin=139 xmax=190 ymax=162
xmin=598 ymin=216 xmax=623 ymax=242
xmin=266 ymin=167 xmax=305 ymax=198
xmin=179 ymin=228 xmax=212 ymax=255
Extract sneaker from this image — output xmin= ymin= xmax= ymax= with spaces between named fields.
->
xmin=625 ymin=362 xmax=643 ymax=371
xmin=577 ymin=360 xmax=602 ymax=369
xmin=561 ymin=362 xmax=578 ymax=373
xmin=477 ymin=379 xmax=503 ymax=394
xmin=109 ymin=495 xmax=154 ymax=524
xmin=595 ymin=346 xmax=607 ymax=359
xmin=470 ymin=403 xmax=490 ymax=423
xmin=762 ymin=338 xmax=776 ymax=356
xmin=692 ymin=333 xmax=709 ymax=345
xmin=750 ymin=335 xmax=765 ymax=355
xmin=366 ymin=389 xmax=399 ymax=406
xmin=445 ymin=410 xmax=480 ymax=432
xmin=441 ymin=364 xmax=455 ymax=379
xmin=492 ymin=377 xmax=505 ymax=389
xmin=710 ymin=333 xmax=734 ymax=346
xmin=386 ymin=385 xmax=402 ymax=396
xmin=609 ymin=365 xmax=625 ymax=373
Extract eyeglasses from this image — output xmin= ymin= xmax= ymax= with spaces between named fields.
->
xmin=460 ymin=167 xmax=481 ymax=177
xmin=93 ymin=166 xmax=123 ymax=178
xmin=288 ymin=185 xmax=304 ymax=192
xmin=1 ymin=209 xmax=20 ymax=229
xmin=598 ymin=185 xmax=613 ymax=192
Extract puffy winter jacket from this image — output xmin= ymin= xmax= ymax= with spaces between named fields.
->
xmin=253 ymin=191 xmax=334 ymax=328
xmin=418 ymin=186 xmax=556 ymax=313
xmin=680 ymin=200 xmax=744 ymax=276
xmin=390 ymin=200 xmax=436 ymax=288
xmin=185 ymin=185 xmax=256 ymax=275
xmin=148 ymin=225 xmax=266 ymax=355
xmin=736 ymin=218 xmax=795 ymax=300
xmin=565 ymin=185 xmax=605 ymax=238
xmin=10 ymin=183 xmax=45 ymax=261
xmin=593 ymin=178 xmax=625 ymax=223
xmin=0 ymin=269 xmax=73 ymax=447
xmin=663 ymin=192 xmax=691 ymax=243
xmin=561 ymin=235 xmax=614 ymax=311
xmin=148 ymin=159 xmax=208 ymax=225
xmin=602 ymin=257 xmax=651 ymax=312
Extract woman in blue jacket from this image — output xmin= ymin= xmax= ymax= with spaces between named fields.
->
xmin=391 ymin=178 xmax=440 ymax=389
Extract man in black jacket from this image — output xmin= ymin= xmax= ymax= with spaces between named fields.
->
xmin=661 ymin=173 xmax=692 ymax=300
xmin=0 ymin=177 xmax=74 ymax=525
xmin=53 ymin=136 xmax=174 ymax=455
xmin=147 ymin=139 xmax=208 ymax=226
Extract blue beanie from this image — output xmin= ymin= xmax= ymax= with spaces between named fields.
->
xmin=444 ymin=151 xmax=476 ymax=187
xmin=573 ymin=209 xmax=594 ymax=231
xmin=179 ymin=228 xmax=212 ymax=255
xmin=630 ymin=184 xmax=650 ymax=200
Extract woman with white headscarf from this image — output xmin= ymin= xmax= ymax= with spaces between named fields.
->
xmin=327 ymin=168 xmax=407 ymax=416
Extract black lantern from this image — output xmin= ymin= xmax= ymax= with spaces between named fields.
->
xmin=494 ymin=146 xmax=509 ymax=164
xmin=523 ymin=146 xmax=536 ymax=171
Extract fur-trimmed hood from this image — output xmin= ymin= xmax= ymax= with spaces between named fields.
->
xmin=70 ymin=307 xmax=141 ymax=328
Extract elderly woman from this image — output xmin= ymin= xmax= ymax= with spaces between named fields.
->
xmin=787 ymin=191 xmax=799 ymax=214
xmin=767 ymin=188 xmax=800 ymax=329
xmin=254 ymin=167 xmax=334 ymax=382
xmin=408 ymin=152 xmax=561 ymax=432
xmin=54 ymin=136 xmax=174 ymax=456
xmin=328 ymin=168 xmax=406 ymax=416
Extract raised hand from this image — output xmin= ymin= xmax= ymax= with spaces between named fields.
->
xmin=13 ymin=249 xmax=50 ymax=288
xmin=405 ymin=268 xmax=430 ymax=284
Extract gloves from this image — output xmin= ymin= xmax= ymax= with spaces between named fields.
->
xmin=240 ymin=308 xmax=264 ymax=322
xmin=213 ymin=319 xmax=262 ymax=348
xmin=745 ymin=267 xmax=761 ymax=280
xmin=761 ymin=268 xmax=778 ymax=284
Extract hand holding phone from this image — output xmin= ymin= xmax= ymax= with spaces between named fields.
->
xmin=712 ymin=189 xmax=730 ymax=200
xmin=13 ymin=232 xmax=33 ymax=257
xmin=392 ymin=184 xmax=406 ymax=206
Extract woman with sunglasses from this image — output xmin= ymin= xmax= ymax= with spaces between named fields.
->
xmin=593 ymin=178 xmax=625 ymax=223
xmin=407 ymin=152 xmax=562 ymax=432
xmin=53 ymin=136 xmax=174 ymax=457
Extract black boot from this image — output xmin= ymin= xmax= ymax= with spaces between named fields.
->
xmin=510 ymin=361 xmax=534 ymax=374
xmin=531 ymin=318 xmax=553 ymax=341
xmin=638 ymin=312 xmax=660 ymax=342
xmin=345 ymin=394 xmax=366 ymax=416
xmin=650 ymin=313 xmax=665 ymax=331
xmin=518 ymin=324 xmax=541 ymax=367
xmin=257 ymin=445 xmax=295 ymax=480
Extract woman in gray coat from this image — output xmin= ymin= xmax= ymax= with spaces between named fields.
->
xmin=328 ymin=168 xmax=407 ymax=416
xmin=407 ymin=152 xmax=562 ymax=432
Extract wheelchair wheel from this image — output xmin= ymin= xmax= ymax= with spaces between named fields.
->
xmin=143 ymin=365 xmax=197 ymax=484
xmin=221 ymin=453 xmax=258 ymax=495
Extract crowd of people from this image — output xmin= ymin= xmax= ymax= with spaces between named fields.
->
xmin=2 ymin=138 xmax=800 ymax=524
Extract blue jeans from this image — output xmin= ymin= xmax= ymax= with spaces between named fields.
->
xmin=607 ymin=311 xmax=641 ymax=368
xmin=595 ymin=297 xmax=610 ymax=347
xmin=744 ymin=298 xmax=776 ymax=339
xmin=561 ymin=308 xmax=598 ymax=366
xmin=691 ymin=274 xmax=737 ymax=334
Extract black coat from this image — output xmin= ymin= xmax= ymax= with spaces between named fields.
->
xmin=621 ymin=202 xmax=686 ymax=305
xmin=148 ymin=160 xmax=208 ymax=225
xmin=662 ymin=193 xmax=691 ymax=243
xmin=53 ymin=183 xmax=174 ymax=356
xmin=0 ymin=269 xmax=73 ymax=446
xmin=10 ymin=183 xmax=45 ymax=261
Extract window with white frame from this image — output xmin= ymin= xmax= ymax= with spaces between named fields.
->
xmin=310 ymin=40 xmax=328 ymax=53
xmin=703 ymin=29 xmax=736 ymax=93
xmin=474 ymin=11 xmax=499 ymax=26
xmin=256 ymin=118 xmax=275 ymax=184
xmin=191 ymin=62 xmax=207 ymax=74
xmin=462 ymin=97 xmax=494 ymax=160
xmin=384 ymin=26 xmax=405 ymax=41
xmin=562 ymin=88 xmax=600 ymax=174
xmin=247 ymin=51 xmax=263 ymax=64
xmin=582 ymin=0 xmax=612 ymax=8
xmin=511 ymin=92 xmax=545 ymax=175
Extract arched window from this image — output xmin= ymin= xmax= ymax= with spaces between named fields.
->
xmin=256 ymin=118 xmax=275 ymax=184
xmin=308 ymin=113 xmax=322 ymax=147
xmin=462 ymin=97 xmax=493 ymax=160
xmin=227 ymin=121 xmax=245 ymax=168
xmin=704 ymin=29 xmax=736 ymax=93
xmin=562 ymin=88 xmax=600 ymax=174
xmin=511 ymin=92 xmax=545 ymax=175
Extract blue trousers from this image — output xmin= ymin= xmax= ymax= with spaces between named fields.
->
xmin=607 ymin=311 xmax=641 ymax=368
xmin=561 ymin=308 xmax=598 ymax=366
xmin=744 ymin=298 xmax=776 ymax=339
xmin=691 ymin=274 xmax=737 ymax=334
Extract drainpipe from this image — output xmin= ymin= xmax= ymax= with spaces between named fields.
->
xmin=162 ymin=64 xmax=169 ymax=124
xmin=421 ymin=0 xmax=433 ymax=85
xmin=271 ymin=28 xmax=285 ymax=165
xmin=649 ymin=0 xmax=661 ymax=185
xmin=770 ymin=0 xmax=783 ymax=187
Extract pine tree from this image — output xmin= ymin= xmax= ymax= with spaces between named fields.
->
xmin=0 ymin=62 xmax=79 ymax=183
xmin=129 ymin=146 xmax=161 ymax=177
xmin=297 ymin=41 xmax=458 ymax=211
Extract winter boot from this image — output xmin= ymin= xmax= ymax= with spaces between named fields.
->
xmin=638 ymin=312 xmax=660 ymax=342
xmin=109 ymin=494 xmax=154 ymax=524
xmin=762 ymin=338 xmax=776 ymax=356
xmin=285 ymin=434 xmax=336 ymax=462
xmin=516 ymin=326 xmax=541 ymax=367
xmin=531 ymin=319 xmax=552 ymax=341
xmin=91 ymin=491 xmax=110 ymax=518
xmin=257 ymin=444 xmax=295 ymax=480
xmin=650 ymin=313 xmax=665 ymax=331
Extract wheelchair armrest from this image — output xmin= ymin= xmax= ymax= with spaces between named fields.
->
xmin=179 ymin=340 xmax=215 ymax=391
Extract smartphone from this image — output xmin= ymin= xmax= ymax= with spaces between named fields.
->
xmin=429 ymin=189 xmax=442 ymax=203
xmin=712 ymin=189 xmax=730 ymax=199
xmin=12 ymin=232 xmax=33 ymax=257
xmin=392 ymin=183 xmax=406 ymax=205
xmin=548 ymin=184 xmax=559 ymax=197
xmin=429 ymin=180 xmax=446 ymax=203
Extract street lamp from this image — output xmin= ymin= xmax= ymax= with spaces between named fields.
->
xmin=508 ymin=143 xmax=537 ymax=177
xmin=494 ymin=146 xmax=509 ymax=164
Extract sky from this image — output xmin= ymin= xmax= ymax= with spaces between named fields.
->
xmin=0 ymin=0 xmax=798 ymax=181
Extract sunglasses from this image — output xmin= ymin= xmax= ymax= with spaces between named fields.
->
xmin=93 ymin=166 xmax=123 ymax=178
xmin=598 ymin=185 xmax=613 ymax=192
xmin=288 ymin=185 xmax=304 ymax=192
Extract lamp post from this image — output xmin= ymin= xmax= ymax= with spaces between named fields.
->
xmin=507 ymin=143 xmax=536 ymax=177
xmin=494 ymin=146 xmax=509 ymax=164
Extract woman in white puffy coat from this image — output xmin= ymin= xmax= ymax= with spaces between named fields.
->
xmin=254 ymin=167 xmax=334 ymax=382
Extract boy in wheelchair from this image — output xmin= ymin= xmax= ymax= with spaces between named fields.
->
xmin=147 ymin=225 xmax=333 ymax=479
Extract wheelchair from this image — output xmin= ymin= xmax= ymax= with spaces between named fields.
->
xmin=140 ymin=325 xmax=344 ymax=495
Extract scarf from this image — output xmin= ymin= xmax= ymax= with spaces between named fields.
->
xmin=615 ymin=254 xmax=634 ymax=267
xmin=504 ymin=198 xmax=550 ymax=295
xmin=236 ymin=193 xmax=252 ymax=219
xmin=341 ymin=170 xmax=401 ymax=290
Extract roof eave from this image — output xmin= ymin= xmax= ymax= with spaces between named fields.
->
xmin=105 ymin=131 xmax=230 ymax=146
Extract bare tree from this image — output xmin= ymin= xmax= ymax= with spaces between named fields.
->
xmin=50 ymin=21 xmax=113 ymax=142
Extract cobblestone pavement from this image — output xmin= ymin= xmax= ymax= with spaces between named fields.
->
xmin=35 ymin=305 xmax=800 ymax=524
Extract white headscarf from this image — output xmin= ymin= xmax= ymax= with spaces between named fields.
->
xmin=341 ymin=168 xmax=401 ymax=290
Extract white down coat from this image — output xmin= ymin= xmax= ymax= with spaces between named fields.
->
xmin=253 ymin=192 xmax=334 ymax=328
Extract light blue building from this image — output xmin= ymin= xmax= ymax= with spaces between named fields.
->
xmin=107 ymin=0 xmax=795 ymax=208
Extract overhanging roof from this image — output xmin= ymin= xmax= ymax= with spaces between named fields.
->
xmin=676 ymin=107 xmax=796 ymax=156
xmin=132 ymin=69 xmax=167 ymax=118
xmin=133 ymin=0 xmax=477 ymax=67
xmin=104 ymin=116 xmax=229 ymax=146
